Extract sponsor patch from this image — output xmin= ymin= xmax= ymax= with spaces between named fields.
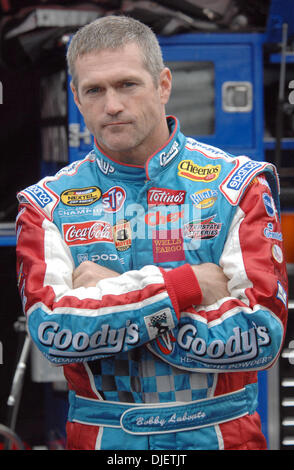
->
xmin=147 ymin=188 xmax=186 ymax=206
xmin=160 ymin=141 xmax=179 ymax=167
xmin=183 ymin=215 xmax=222 ymax=240
xmin=263 ymin=193 xmax=277 ymax=219
xmin=25 ymin=184 xmax=53 ymax=208
xmin=144 ymin=308 xmax=175 ymax=340
xmin=145 ymin=209 xmax=184 ymax=227
xmin=177 ymin=323 xmax=271 ymax=365
xmin=38 ymin=320 xmax=139 ymax=358
xmin=264 ymin=223 xmax=283 ymax=241
xmin=277 ymin=281 xmax=287 ymax=307
xmin=18 ymin=183 xmax=59 ymax=221
xmin=272 ymin=244 xmax=283 ymax=264
xmin=113 ymin=219 xmax=132 ymax=251
xmin=219 ymin=157 xmax=270 ymax=206
xmin=152 ymin=229 xmax=185 ymax=263
xmin=226 ymin=160 xmax=262 ymax=191
xmin=102 ymin=186 xmax=126 ymax=213
xmin=63 ymin=220 xmax=113 ymax=246
xmin=178 ymin=160 xmax=221 ymax=182
xmin=96 ymin=157 xmax=115 ymax=175
xmin=190 ymin=189 xmax=218 ymax=209
xmin=61 ymin=186 xmax=102 ymax=206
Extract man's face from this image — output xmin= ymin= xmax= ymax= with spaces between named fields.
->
xmin=71 ymin=42 xmax=172 ymax=164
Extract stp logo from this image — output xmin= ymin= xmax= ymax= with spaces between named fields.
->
xmin=103 ymin=186 xmax=126 ymax=213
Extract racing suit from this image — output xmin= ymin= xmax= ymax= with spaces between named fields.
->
xmin=16 ymin=116 xmax=288 ymax=450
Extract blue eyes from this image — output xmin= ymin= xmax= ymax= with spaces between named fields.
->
xmin=86 ymin=82 xmax=136 ymax=94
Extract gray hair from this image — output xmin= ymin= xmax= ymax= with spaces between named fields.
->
xmin=67 ymin=15 xmax=165 ymax=89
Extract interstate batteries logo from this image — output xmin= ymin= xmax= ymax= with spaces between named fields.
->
xmin=178 ymin=160 xmax=221 ymax=182
xmin=183 ymin=215 xmax=222 ymax=240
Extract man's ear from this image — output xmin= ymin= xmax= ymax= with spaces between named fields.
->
xmin=70 ymin=81 xmax=81 ymax=111
xmin=159 ymin=67 xmax=172 ymax=105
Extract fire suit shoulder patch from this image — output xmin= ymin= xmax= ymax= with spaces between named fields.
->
xmin=17 ymin=180 xmax=59 ymax=221
xmin=219 ymin=156 xmax=277 ymax=206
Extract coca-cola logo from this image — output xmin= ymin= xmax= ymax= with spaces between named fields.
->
xmin=62 ymin=220 xmax=113 ymax=246
xmin=147 ymin=188 xmax=186 ymax=206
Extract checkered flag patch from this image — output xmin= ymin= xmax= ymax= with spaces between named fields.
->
xmin=144 ymin=308 xmax=175 ymax=340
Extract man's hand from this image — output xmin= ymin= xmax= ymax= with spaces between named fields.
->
xmin=191 ymin=263 xmax=230 ymax=305
xmin=72 ymin=261 xmax=119 ymax=288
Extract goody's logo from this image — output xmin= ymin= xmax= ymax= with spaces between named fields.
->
xmin=149 ymin=322 xmax=272 ymax=369
xmin=177 ymin=323 xmax=271 ymax=366
xmin=38 ymin=320 xmax=139 ymax=359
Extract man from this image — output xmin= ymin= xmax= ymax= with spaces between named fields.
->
xmin=16 ymin=15 xmax=288 ymax=450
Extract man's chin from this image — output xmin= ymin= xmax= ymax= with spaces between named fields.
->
xmin=98 ymin=134 xmax=140 ymax=156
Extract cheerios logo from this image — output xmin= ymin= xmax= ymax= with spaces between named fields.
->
xmin=178 ymin=160 xmax=221 ymax=182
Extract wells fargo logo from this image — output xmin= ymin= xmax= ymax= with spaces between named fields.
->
xmin=61 ymin=186 xmax=101 ymax=206
xmin=178 ymin=160 xmax=221 ymax=182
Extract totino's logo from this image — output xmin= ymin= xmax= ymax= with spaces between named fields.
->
xmin=63 ymin=220 xmax=113 ymax=246
xmin=178 ymin=160 xmax=221 ymax=182
xmin=61 ymin=186 xmax=101 ymax=206
xmin=147 ymin=188 xmax=186 ymax=206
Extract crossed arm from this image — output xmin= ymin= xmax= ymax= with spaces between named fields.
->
xmin=72 ymin=260 xmax=230 ymax=306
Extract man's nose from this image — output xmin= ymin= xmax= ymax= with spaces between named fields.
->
xmin=104 ymin=89 xmax=124 ymax=116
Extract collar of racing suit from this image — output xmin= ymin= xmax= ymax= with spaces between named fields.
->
xmin=93 ymin=115 xmax=186 ymax=181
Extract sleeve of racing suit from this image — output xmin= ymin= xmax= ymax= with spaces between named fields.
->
xmin=147 ymin=174 xmax=288 ymax=372
xmin=16 ymin=203 xmax=202 ymax=364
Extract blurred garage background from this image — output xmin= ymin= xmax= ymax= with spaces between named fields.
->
xmin=0 ymin=0 xmax=293 ymax=450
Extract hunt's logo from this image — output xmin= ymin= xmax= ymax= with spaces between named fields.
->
xmin=178 ymin=160 xmax=221 ymax=182
xmin=61 ymin=186 xmax=101 ymax=206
